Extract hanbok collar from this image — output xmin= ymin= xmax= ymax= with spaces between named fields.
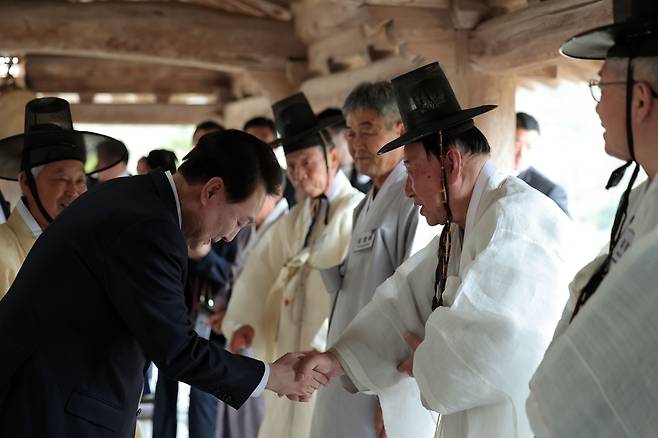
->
xmin=362 ymin=161 xmax=406 ymax=216
xmin=164 ymin=170 xmax=182 ymax=229
xmin=16 ymin=197 xmax=42 ymax=239
xmin=263 ymin=198 xmax=289 ymax=230
xmin=464 ymin=159 xmax=495 ymax=238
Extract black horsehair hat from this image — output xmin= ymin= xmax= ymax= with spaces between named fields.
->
xmin=270 ymin=93 xmax=342 ymax=155
xmin=0 ymin=97 xmax=125 ymax=181
xmin=561 ymin=0 xmax=658 ymax=60
xmin=378 ymin=62 xmax=496 ymax=155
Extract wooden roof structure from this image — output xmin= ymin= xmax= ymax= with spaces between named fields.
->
xmin=0 ymin=0 xmax=611 ymax=166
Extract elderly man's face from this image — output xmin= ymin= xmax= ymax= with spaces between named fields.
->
xmin=285 ymin=146 xmax=337 ymax=199
xmin=596 ymin=60 xmax=630 ymax=161
xmin=345 ymin=109 xmax=404 ymax=182
xmin=21 ymin=160 xmax=87 ymax=224
xmin=403 ymin=141 xmax=447 ymax=226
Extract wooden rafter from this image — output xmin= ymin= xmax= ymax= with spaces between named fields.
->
xmin=66 ymin=0 xmax=292 ymax=21
xmin=0 ymin=1 xmax=304 ymax=72
xmin=469 ymin=0 xmax=613 ymax=73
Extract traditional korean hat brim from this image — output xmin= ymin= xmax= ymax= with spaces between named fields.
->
xmin=0 ymin=129 xmax=125 ymax=181
xmin=560 ymin=19 xmax=658 ymax=60
xmin=378 ymin=105 xmax=496 ymax=154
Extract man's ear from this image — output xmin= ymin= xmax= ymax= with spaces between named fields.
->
xmin=394 ymin=121 xmax=405 ymax=137
xmin=18 ymin=171 xmax=29 ymax=193
xmin=201 ymin=176 xmax=224 ymax=205
xmin=328 ymin=147 xmax=340 ymax=172
xmin=444 ymin=148 xmax=463 ymax=185
xmin=634 ymin=82 xmax=655 ymax=122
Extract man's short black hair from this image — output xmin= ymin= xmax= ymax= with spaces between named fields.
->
xmin=516 ymin=112 xmax=541 ymax=134
xmin=421 ymin=126 xmax=490 ymax=159
xmin=145 ymin=149 xmax=178 ymax=174
xmin=97 ymin=139 xmax=129 ymax=164
xmin=195 ymin=120 xmax=225 ymax=133
xmin=243 ymin=116 xmax=276 ymax=133
xmin=178 ymin=129 xmax=281 ymax=203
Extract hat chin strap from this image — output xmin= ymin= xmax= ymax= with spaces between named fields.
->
xmin=438 ymin=131 xmax=453 ymax=224
xmin=25 ymin=169 xmax=54 ymax=224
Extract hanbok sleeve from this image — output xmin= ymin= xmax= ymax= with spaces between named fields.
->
xmin=528 ymin=228 xmax=658 ymax=438
xmin=413 ymin=225 xmax=569 ymax=414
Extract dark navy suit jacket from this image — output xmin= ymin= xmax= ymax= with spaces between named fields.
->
xmin=0 ymin=171 xmax=264 ymax=438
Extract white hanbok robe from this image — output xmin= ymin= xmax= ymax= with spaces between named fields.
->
xmin=527 ymin=175 xmax=658 ymax=438
xmin=311 ymin=163 xmax=439 ymax=438
xmin=222 ymin=171 xmax=363 ymax=438
xmin=331 ymin=162 xmax=573 ymax=438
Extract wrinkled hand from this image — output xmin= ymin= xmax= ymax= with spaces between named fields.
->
xmin=208 ymin=309 xmax=226 ymax=335
xmin=188 ymin=242 xmax=212 ymax=260
xmin=229 ymin=325 xmax=255 ymax=353
xmin=397 ymin=332 xmax=422 ymax=377
xmin=295 ymin=351 xmax=344 ymax=388
xmin=266 ymin=352 xmax=328 ymax=401
xmin=375 ymin=398 xmax=387 ymax=438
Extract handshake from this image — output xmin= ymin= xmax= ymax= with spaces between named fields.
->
xmin=264 ymin=351 xmax=345 ymax=401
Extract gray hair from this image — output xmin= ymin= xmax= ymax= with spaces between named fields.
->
xmin=342 ymin=81 xmax=401 ymax=128
xmin=30 ymin=165 xmax=45 ymax=178
xmin=607 ymin=56 xmax=658 ymax=91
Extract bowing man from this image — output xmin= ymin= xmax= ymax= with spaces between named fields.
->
xmin=297 ymin=62 xmax=573 ymax=438
xmin=0 ymin=129 xmax=326 ymax=438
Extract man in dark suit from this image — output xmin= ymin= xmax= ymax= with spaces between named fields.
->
xmin=0 ymin=129 xmax=326 ymax=438
xmin=515 ymin=112 xmax=570 ymax=216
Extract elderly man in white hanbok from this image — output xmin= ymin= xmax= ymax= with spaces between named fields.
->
xmin=222 ymin=93 xmax=363 ymax=438
xmin=527 ymin=3 xmax=658 ymax=436
xmin=297 ymin=62 xmax=573 ymax=438
xmin=310 ymin=82 xmax=439 ymax=438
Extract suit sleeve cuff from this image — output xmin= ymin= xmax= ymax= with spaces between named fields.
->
xmin=250 ymin=361 xmax=269 ymax=398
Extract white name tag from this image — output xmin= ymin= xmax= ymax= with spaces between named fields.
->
xmin=611 ymin=227 xmax=635 ymax=265
xmin=354 ymin=229 xmax=376 ymax=252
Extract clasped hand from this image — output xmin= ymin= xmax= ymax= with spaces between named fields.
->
xmin=266 ymin=350 xmax=345 ymax=402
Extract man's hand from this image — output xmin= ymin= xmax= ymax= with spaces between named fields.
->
xmin=188 ymin=242 xmax=212 ymax=260
xmin=295 ymin=350 xmax=345 ymax=385
xmin=266 ymin=352 xmax=328 ymax=401
xmin=229 ymin=325 xmax=255 ymax=353
xmin=375 ymin=398 xmax=387 ymax=438
xmin=397 ymin=331 xmax=422 ymax=377
xmin=208 ymin=309 xmax=226 ymax=335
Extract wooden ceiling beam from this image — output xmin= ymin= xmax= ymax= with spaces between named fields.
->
xmin=25 ymin=55 xmax=232 ymax=95
xmin=0 ymin=1 xmax=304 ymax=72
xmin=468 ymin=0 xmax=613 ymax=73
xmin=70 ymin=103 xmax=222 ymax=125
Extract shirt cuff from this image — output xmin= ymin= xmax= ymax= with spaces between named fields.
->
xmin=250 ymin=361 xmax=269 ymax=398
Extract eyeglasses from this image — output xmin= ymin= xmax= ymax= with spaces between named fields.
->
xmin=588 ymin=79 xmax=658 ymax=103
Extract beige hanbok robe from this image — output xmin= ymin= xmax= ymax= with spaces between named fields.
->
xmin=222 ymin=171 xmax=363 ymax=438
xmin=331 ymin=162 xmax=573 ymax=438
xmin=0 ymin=200 xmax=40 ymax=299
xmin=528 ymin=175 xmax=658 ymax=438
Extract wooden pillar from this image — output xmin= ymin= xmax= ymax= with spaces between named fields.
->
xmin=453 ymin=32 xmax=516 ymax=172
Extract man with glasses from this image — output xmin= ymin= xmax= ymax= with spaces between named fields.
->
xmin=527 ymin=1 xmax=658 ymax=436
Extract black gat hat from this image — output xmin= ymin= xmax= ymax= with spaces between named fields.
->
xmin=0 ymin=97 xmax=125 ymax=181
xmin=378 ymin=62 xmax=496 ymax=155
